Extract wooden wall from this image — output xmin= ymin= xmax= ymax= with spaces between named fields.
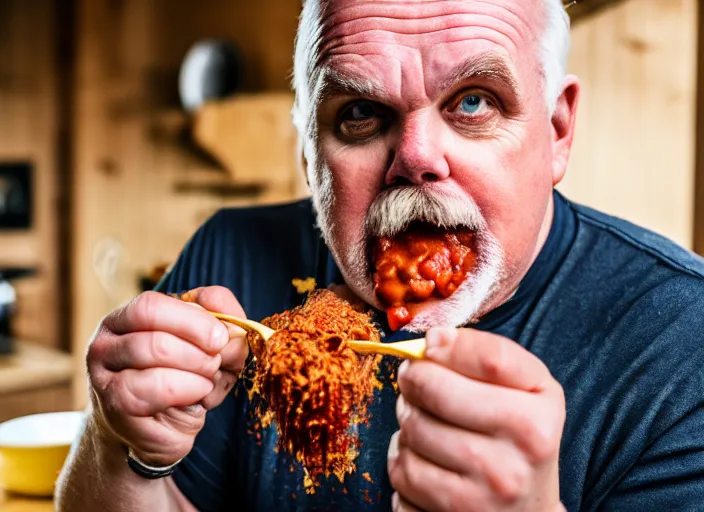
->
xmin=560 ymin=0 xmax=698 ymax=249
xmin=694 ymin=1 xmax=704 ymax=255
xmin=71 ymin=0 xmax=305 ymax=407
xmin=0 ymin=0 xmax=62 ymax=348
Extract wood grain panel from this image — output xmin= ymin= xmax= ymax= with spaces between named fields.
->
xmin=560 ymin=0 xmax=698 ymax=249
xmin=0 ymin=386 xmax=73 ymax=423
xmin=0 ymin=342 xmax=73 ymax=397
xmin=694 ymin=1 xmax=704 ymax=255
xmin=71 ymin=0 xmax=306 ymax=408
xmin=0 ymin=0 xmax=61 ymax=348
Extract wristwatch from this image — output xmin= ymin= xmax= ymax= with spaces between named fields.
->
xmin=126 ymin=447 xmax=182 ymax=480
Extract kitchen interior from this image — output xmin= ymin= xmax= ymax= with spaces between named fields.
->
xmin=0 ymin=0 xmax=702 ymax=509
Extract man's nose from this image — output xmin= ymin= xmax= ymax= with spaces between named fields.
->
xmin=384 ymin=114 xmax=451 ymax=187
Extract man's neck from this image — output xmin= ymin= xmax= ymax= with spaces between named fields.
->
xmin=473 ymin=192 xmax=557 ymax=321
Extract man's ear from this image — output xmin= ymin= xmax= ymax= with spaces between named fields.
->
xmin=302 ymin=153 xmax=310 ymax=187
xmin=550 ymin=75 xmax=580 ymax=187
xmin=297 ymin=144 xmax=310 ymax=187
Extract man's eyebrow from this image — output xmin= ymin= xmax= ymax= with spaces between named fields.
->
xmin=439 ymin=53 xmax=521 ymax=95
xmin=315 ymin=66 xmax=388 ymax=105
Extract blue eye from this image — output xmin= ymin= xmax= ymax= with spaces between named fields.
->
xmin=460 ymin=95 xmax=483 ymax=114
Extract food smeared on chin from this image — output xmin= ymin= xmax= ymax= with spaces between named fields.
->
xmin=372 ymin=223 xmax=476 ymax=330
xmin=246 ymin=289 xmax=383 ymax=491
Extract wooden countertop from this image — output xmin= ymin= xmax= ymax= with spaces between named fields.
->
xmin=0 ymin=342 xmax=72 ymax=510
xmin=0 ymin=490 xmax=53 ymax=511
xmin=0 ymin=341 xmax=73 ymax=396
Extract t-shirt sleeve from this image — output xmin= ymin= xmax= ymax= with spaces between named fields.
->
xmin=151 ymin=213 xmax=240 ymax=511
xmin=598 ymin=372 xmax=704 ymax=511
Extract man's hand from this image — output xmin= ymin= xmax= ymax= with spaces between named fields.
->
xmin=388 ymin=327 xmax=566 ymax=512
xmin=86 ymin=286 xmax=249 ymax=467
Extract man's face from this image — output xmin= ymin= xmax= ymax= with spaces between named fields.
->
xmin=309 ymin=0 xmax=576 ymax=330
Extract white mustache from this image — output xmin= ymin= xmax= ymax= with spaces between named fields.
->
xmin=364 ymin=185 xmax=487 ymax=238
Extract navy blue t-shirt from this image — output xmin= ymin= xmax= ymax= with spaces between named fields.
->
xmin=157 ymin=191 xmax=704 ymax=511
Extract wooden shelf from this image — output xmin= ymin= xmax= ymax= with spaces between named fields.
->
xmin=0 ymin=341 xmax=72 ymax=396
xmin=568 ymin=0 xmax=626 ymax=22
xmin=0 ymin=491 xmax=53 ymax=511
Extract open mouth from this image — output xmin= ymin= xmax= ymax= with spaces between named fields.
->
xmin=370 ymin=222 xmax=477 ymax=330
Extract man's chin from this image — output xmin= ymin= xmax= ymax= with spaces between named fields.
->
xmin=393 ymin=295 xmax=479 ymax=333
xmin=372 ymin=260 xmax=501 ymax=333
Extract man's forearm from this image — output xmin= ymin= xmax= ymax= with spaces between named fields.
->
xmin=55 ymin=414 xmax=188 ymax=512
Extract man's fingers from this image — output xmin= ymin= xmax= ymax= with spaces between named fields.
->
xmin=396 ymin=395 xmax=532 ymax=499
xmin=398 ymin=361 xmax=563 ymax=462
xmin=392 ymin=493 xmax=423 ymax=512
xmin=101 ymin=332 xmax=222 ymax=378
xmin=107 ymin=368 xmax=214 ymax=417
xmin=181 ymin=286 xmax=250 ymax=366
xmin=105 ymin=291 xmax=229 ymax=355
xmin=424 ymin=327 xmax=552 ymax=392
xmin=219 ymin=335 xmax=249 ymax=373
xmin=397 ymin=395 xmax=491 ymax=475
xmin=388 ymin=431 xmax=479 ymax=512
xmin=199 ymin=369 xmax=240 ymax=410
xmin=179 ymin=286 xmax=246 ymax=316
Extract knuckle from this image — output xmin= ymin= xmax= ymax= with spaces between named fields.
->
xmin=134 ymin=291 xmax=162 ymax=324
xmin=224 ymin=339 xmax=249 ymax=371
xmin=400 ymin=363 xmax=435 ymax=408
xmin=388 ymin=445 xmax=417 ymax=494
xmin=208 ymin=285 xmax=234 ymax=299
xmin=446 ymin=484 xmax=471 ymax=512
xmin=86 ymin=338 xmax=106 ymax=368
xmin=87 ymin=367 xmax=110 ymax=396
xmin=479 ymin=338 xmax=509 ymax=380
xmin=400 ymin=450 xmax=423 ymax=492
xmin=86 ymin=322 xmax=113 ymax=367
xmin=112 ymin=375 xmax=149 ymax=417
xmin=399 ymin=419 xmax=419 ymax=449
xmin=156 ymin=370 xmax=179 ymax=404
xmin=493 ymin=461 xmax=530 ymax=503
xmin=201 ymin=355 xmax=221 ymax=377
xmin=388 ymin=457 xmax=403 ymax=490
xmin=456 ymin=436 xmax=482 ymax=471
xmin=513 ymin=409 xmax=561 ymax=462
xmin=147 ymin=332 xmax=170 ymax=364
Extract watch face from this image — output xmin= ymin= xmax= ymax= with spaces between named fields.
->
xmin=0 ymin=162 xmax=32 ymax=230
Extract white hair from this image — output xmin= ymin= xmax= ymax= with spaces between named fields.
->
xmin=291 ymin=0 xmax=571 ymax=145
xmin=542 ymin=0 xmax=572 ymax=114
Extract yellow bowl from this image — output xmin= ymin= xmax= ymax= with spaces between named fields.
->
xmin=0 ymin=411 xmax=86 ymax=497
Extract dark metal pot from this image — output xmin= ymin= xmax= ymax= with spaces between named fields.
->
xmin=0 ymin=267 xmax=35 ymax=354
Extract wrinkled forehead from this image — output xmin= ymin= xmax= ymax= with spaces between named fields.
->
xmin=315 ymin=0 xmax=545 ymax=95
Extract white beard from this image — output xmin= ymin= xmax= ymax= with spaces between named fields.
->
xmin=310 ymin=165 xmax=505 ymax=333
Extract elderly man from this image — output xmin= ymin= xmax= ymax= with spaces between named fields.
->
xmin=56 ymin=0 xmax=704 ymax=510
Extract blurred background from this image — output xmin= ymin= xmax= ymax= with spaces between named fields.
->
xmin=0 ymin=0 xmax=701 ymax=422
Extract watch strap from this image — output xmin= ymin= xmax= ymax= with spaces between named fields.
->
xmin=126 ymin=447 xmax=182 ymax=480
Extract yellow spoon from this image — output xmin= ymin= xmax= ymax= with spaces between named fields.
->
xmin=208 ymin=311 xmax=426 ymax=360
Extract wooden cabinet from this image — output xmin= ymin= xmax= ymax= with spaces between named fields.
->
xmin=0 ymin=342 xmax=74 ymax=422
xmin=70 ymin=0 xmax=305 ymax=409
xmin=0 ymin=0 xmax=64 ymax=350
